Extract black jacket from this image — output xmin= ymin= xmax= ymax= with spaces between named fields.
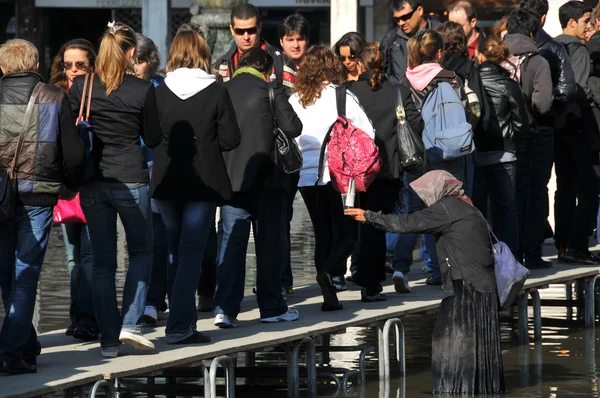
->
xmin=537 ymin=29 xmax=577 ymax=105
xmin=365 ymin=196 xmax=496 ymax=298
xmin=214 ymin=40 xmax=296 ymax=96
xmin=0 ymin=72 xmax=85 ymax=206
xmin=443 ymin=54 xmax=489 ymax=134
xmin=152 ymin=80 xmax=240 ymax=202
xmin=381 ymin=16 xmax=441 ymax=86
xmin=478 ymin=61 xmax=529 ymax=152
xmin=224 ymin=73 xmax=302 ymax=193
xmin=68 ymin=74 xmax=161 ymax=184
xmin=347 ymin=73 xmax=423 ymax=179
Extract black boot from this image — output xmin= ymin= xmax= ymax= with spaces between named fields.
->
xmin=0 ymin=359 xmax=36 ymax=375
xmin=316 ymin=273 xmax=343 ymax=311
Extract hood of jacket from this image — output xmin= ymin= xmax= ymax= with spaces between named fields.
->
xmin=555 ymin=33 xmax=583 ymax=47
xmin=504 ymin=33 xmax=540 ymax=56
xmin=164 ymin=68 xmax=216 ymax=100
xmin=406 ymin=63 xmax=443 ymax=91
xmin=536 ymin=29 xmax=554 ymax=49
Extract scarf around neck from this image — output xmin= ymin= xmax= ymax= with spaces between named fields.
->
xmin=232 ymin=66 xmax=266 ymax=81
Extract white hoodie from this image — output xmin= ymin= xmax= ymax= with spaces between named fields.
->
xmin=164 ymin=68 xmax=216 ymax=100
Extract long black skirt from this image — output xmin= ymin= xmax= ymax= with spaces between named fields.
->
xmin=432 ymin=279 xmax=505 ymax=395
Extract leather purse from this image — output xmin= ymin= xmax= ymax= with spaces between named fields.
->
xmin=0 ymin=82 xmax=44 ymax=221
xmin=394 ymin=85 xmax=426 ymax=171
xmin=267 ymin=81 xmax=303 ymax=174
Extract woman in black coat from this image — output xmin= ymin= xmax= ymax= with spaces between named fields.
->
xmin=152 ymin=25 xmax=240 ymax=344
xmin=473 ymin=36 xmax=529 ymax=260
xmin=346 ymin=170 xmax=505 ymax=395
xmin=346 ymin=42 xmax=423 ymax=299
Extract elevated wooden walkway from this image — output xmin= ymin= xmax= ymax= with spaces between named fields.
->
xmin=1 ymin=256 xmax=599 ymax=398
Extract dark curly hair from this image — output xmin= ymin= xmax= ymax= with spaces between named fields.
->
xmin=436 ymin=21 xmax=468 ymax=65
xmin=49 ymin=39 xmax=96 ymax=92
xmin=358 ymin=42 xmax=386 ymax=90
xmin=295 ymin=45 xmax=345 ymax=108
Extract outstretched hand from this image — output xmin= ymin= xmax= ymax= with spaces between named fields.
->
xmin=345 ymin=208 xmax=367 ymax=222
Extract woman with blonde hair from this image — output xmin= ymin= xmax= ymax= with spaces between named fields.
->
xmin=50 ymin=39 xmax=98 ymax=341
xmin=68 ymin=22 xmax=161 ymax=358
xmin=289 ymin=45 xmax=375 ymax=309
xmin=152 ymin=24 xmax=240 ymax=343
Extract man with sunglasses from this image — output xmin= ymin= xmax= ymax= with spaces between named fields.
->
xmin=214 ymin=4 xmax=296 ymax=95
xmin=380 ymin=0 xmax=440 ymax=86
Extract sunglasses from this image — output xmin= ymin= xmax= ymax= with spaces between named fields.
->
xmin=63 ymin=61 xmax=88 ymax=70
xmin=393 ymin=9 xmax=417 ymax=23
xmin=338 ymin=55 xmax=356 ymax=62
xmin=233 ymin=26 xmax=258 ymax=36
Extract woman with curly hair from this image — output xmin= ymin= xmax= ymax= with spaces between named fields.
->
xmin=289 ymin=45 xmax=374 ymax=310
xmin=49 ymin=39 xmax=98 ymax=342
xmin=333 ymin=32 xmax=367 ymax=81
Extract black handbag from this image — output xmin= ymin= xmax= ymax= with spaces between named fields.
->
xmin=0 ymin=82 xmax=44 ymax=221
xmin=394 ymin=86 xmax=426 ymax=171
xmin=267 ymin=81 xmax=303 ymax=174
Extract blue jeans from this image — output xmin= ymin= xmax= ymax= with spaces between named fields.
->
xmin=62 ymin=223 xmax=96 ymax=329
xmin=0 ymin=205 xmax=53 ymax=363
xmin=215 ymin=190 xmax=288 ymax=319
xmin=146 ymin=212 xmax=168 ymax=312
xmin=80 ymin=183 xmax=153 ymax=348
xmin=157 ymin=200 xmax=216 ymax=342
xmin=473 ymin=161 xmax=518 ymax=256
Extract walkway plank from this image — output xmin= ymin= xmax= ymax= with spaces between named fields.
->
xmin=1 ymin=258 xmax=598 ymax=398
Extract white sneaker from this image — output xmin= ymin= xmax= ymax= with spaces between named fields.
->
xmin=393 ymin=271 xmax=411 ymax=293
xmin=214 ymin=313 xmax=240 ymax=329
xmin=101 ymin=345 xmax=120 ymax=358
xmin=119 ymin=331 xmax=155 ymax=350
xmin=261 ymin=308 xmax=300 ymax=323
xmin=140 ymin=305 xmax=158 ymax=325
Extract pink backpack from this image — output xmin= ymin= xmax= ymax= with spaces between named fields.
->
xmin=318 ymin=86 xmax=381 ymax=193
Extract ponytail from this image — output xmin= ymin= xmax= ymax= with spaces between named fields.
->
xmin=407 ymin=30 xmax=443 ymax=69
xmin=358 ymin=42 xmax=385 ymax=90
xmin=478 ymin=36 xmax=509 ymax=65
xmin=96 ymin=22 xmax=137 ymax=95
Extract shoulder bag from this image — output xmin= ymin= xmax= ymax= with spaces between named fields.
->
xmin=0 ymin=82 xmax=44 ymax=220
xmin=394 ymin=85 xmax=425 ymax=171
xmin=267 ymin=81 xmax=303 ymax=174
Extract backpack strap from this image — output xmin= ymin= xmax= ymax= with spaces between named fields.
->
xmin=316 ymin=86 xmax=347 ymax=186
xmin=336 ymin=85 xmax=347 ymax=117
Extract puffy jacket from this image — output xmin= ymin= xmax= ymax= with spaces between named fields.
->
xmin=0 ymin=72 xmax=85 ymax=206
xmin=380 ymin=16 xmax=441 ymax=86
xmin=537 ymin=29 xmax=577 ymax=105
xmin=214 ymin=40 xmax=296 ymax=96
xmin=477 ymin=61 xmax=529 ymax=152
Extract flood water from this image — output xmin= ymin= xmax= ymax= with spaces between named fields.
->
xmin=0 ymin=197 xmax=599 ymax=397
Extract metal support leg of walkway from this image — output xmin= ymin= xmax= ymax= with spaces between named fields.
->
xmin=377 ymin=318 xmax=405 ymax=379
xmin=584 ymin=275 xmax=599 ymax=327
xmin=519 ymin=289 xmax=542 ymax=344
xmin=203 ymin=355 xmax=235 ymax=398
xmin=89 ymin=379 xmax=116 ymax=398
xmin=287 ymin=337 xmax=317 ymax=398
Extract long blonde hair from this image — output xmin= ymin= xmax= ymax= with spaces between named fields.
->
xmin=95 ymin=22 xmax=137 ymax=95
xmin=166 ymin=24 xmax=211 ymax=73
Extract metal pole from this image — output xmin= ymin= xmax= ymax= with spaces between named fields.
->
xmin=287 ymin=337 xmax=317 ymax=397
xmin=209 ymin=355 xmax=235 ymax=398
xmin=89 ymin=380 xmax=116 ymax=398
xmin=585 ymin=276 xmax=599 ymax=327
xmin=530 ymin=289 xmax=542 ymax=341
xmin=381 ymin=318 xmax=405 ymax=379
xmin=518 ymin=291 xmax=529 ymax=344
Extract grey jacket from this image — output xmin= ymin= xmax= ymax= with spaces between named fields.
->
xmin=504 ymin=34 xmax=554 ymax=129
xmin=380 ymin=16 xmax=440 ymax=86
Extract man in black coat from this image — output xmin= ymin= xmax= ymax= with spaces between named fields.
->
xmin=213 ymin=49 xmax=303 ymax=328
xmin=380 ymin=0 xmax=440 ymax=86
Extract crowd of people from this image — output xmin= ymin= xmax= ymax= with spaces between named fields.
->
xmin=0 ymin=0 xmax=599 ymax=394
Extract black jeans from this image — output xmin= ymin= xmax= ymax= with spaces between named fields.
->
xmin=299 ymin=183 xmax=357 ymax=278
xmin=351 ymin=179 xmax=400 ymax=289
xmin=280 ymin=173 xmax=299 ymax=290
xmin=515 ymin=129 xmax=555 ymax=261
xmin=554 ymin=132 xmax=600 ymax=252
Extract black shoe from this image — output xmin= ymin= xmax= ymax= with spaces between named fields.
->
xmin=65 ymin=324 xmax=76 ymax=337
xmin=524 ymin=258 xmax=553 ymax=269
xmin=73 ymin=324 xmax=99 ymax=341
xmin=316 ymin=273 xmax=343 ymax=311
xmin=23 ymin=340 xmax=42 ymax=367
xmin=171 ymin=331 xmax=211 ymax=344
xmin=0 ymin=359 xmax=36 ymax=375
xmin=426 ymin=276 xmax=442 ymax=286
xmin=361 ymin=287 xmax=387 ymax=303
xmin=563 ymin=250 xmax=600 ymax=265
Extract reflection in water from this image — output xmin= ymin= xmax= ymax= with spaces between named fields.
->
xmin=0 ymin=198 xmax=599 ymax=397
